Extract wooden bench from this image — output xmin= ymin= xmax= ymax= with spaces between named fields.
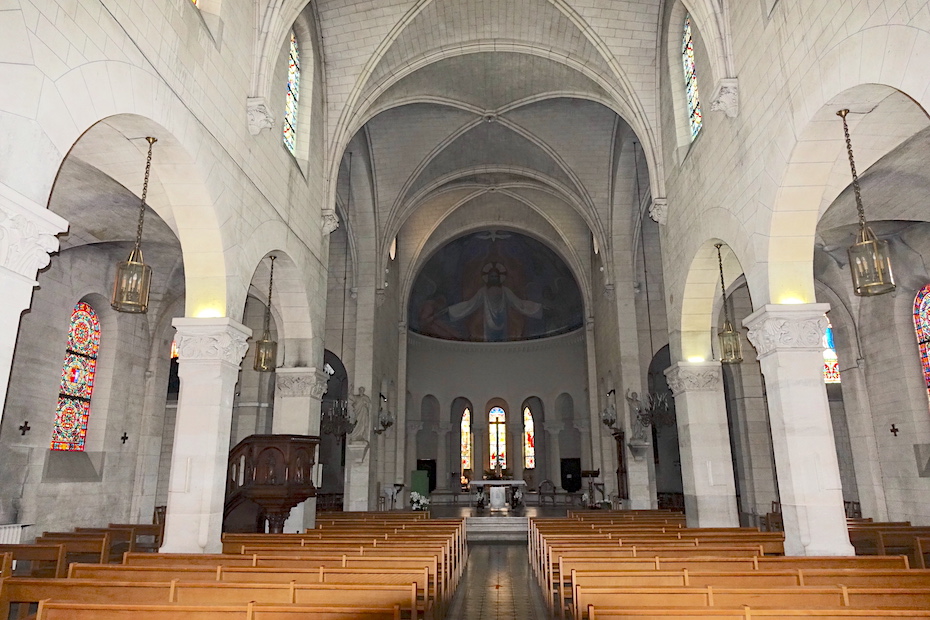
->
xmin=1 ymin=578 xmax=424 ymax=619
xmin=34 ymin=532 xmax=113 ymax=564
xmin=36 ymin=601 xmax=402 ymax=620
xmin=0 ymin=545 xmax=67 ymax=578
xmin=1 ymin=553 xmax=11 ymax=579
xmin=585 ymin=606 xmax=930 ymax=619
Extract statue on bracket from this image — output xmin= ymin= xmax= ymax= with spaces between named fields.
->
xmin=348 ymin=386 xmax=371 ymax=443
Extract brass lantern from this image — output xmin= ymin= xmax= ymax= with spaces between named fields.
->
xmin=837 ymin=109 xmax=895 ymax=296
xmin=111 ymin=137 xmax=157 ymax=313
xmin=715 ymin=243 xmax=743 ymax=364
xmin=253 ymin=255 xmax=278 ymax=372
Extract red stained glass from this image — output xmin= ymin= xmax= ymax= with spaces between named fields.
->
xmin=914 ymin=285 xmax=930 ymax=401
xmin=52 ymin=302 xmax=100 ymax=451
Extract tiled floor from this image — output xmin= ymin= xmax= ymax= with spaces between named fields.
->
xmin=445 ymin=543 xmax=553 ymax=619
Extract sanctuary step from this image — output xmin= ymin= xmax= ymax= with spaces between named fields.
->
xmin=466 ymin=516 xmax=529 ymax=542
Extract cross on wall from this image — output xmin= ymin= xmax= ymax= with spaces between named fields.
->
xmin=890 ymin=424 xmax=900 ymax=437
xmin=18 ymin=421 xmax=30 ymax=435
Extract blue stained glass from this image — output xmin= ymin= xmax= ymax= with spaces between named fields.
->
xmin=682 ymin=14 xmax=702 ymax=140
xmin=283 ymin=31 xmax=300 ymax=153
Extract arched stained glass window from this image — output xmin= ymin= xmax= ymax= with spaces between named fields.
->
xmin=682 ymin=14 xmax=702 ymax=140
xmin=52 ymin=302 xmax=100 ymax=451
xmin=523 ymin=407 xmax=535 ymax=469
xmin=461 ymin=408 xmax=472 ymax=480
xmin=489 ymin=406 xmax=506 ymax=470
xmin=283 ymin=30 xmax=300 ymax=154
xmin=823 ymin=320 xmax=841 ymax=384
xmin=913 ymin=285 xmax=930 ymax=401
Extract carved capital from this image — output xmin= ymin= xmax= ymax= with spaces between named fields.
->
xmin=321 ymin=210 xmax=340 ymax=235
xmin=745 ymin=304 xmax=830 ymax=358
xmin=648 ymin=198 xmax=668 ymax=226
xmin=311 ymin=368 xmax=329 ymax=399
xmin=710 ymin=78 xmax=739 ymax=118
xmin=376 ymin=288 xmax=386 ymax=307
xmin=247 ymin=97 xmax=274 ymax=135
xmin=743 ymin=304 xmax=830 ymax=359
xmin=603 ymin=284 xmax=615 ymax=301
xmin=665 ymin=362 xmax=722 ymax=395
xmin=172 ymin=318 xmax=251 ymax=365
xmin=0 ymin=189 xmax=67 ymax=279
xmin=276 ymin=367 xmax=329 ymax=398
xmin=398 ymin=321 xmax=407 ymax=333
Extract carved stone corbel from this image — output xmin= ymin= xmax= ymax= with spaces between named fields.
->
xmin=247 ymin=97 xmax=274 ymax=136
xmin=710 ymin=78 xmax=739 ymax=119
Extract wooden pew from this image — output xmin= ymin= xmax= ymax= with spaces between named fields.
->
xmin=108 ymin=523 xmax=165 ymax=553
xmin=1 ymin=553 xmax=11 ymax=579
xmin=585 ymin=606 xmax=930 ymax=619
xmin=34 ymin=532 xmax=113 ymax=564
xmin=1 ymin=578 xmax=423 ymax=619
xmin=918 ymin=537 xmax=930 ymax=569
xmin=36 ymin=601 xmax=403 ymax=620
xmin=0 ymin=545 xmax=67 ymax=578
xmin=573 ymin=585 xmax=930 ymax=620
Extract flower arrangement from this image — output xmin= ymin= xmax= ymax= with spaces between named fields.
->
xmin=410 ymin=491 xmax=430 ymax=511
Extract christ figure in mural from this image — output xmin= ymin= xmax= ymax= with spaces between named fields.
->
xmin=444 ymin=262 xmax=542 ymax=341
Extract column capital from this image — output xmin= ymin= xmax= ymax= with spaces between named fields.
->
xmin=172 ymin=317 xmax=251 ymax=365
xmin=0 ymin=184 xmax=68 ymax=280
xmin=744 ymin=303 xmax=830 ymax=359
xmin=275 ymin=366 xmax=328 ymax=398
xmin=665 ymin=361 xmax=722 ymax=395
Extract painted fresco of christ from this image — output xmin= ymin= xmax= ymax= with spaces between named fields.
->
xmin=444 ymin=262 xmax=542 ymax=341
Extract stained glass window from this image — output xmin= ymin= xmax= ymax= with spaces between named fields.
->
xmin=461 ymin=408 xmax=472 ymax=480
xmin=913 ymin=285 xmax=930 ymax=401
xmin=52 ymin=302 xmax=100 ymax=451
xmin=489 ymin=406 xmax=506 ymax=469
xmin=283 ymin=31 xmax=300 ymax=154
xmin=822 ymin=320 xmax=841 ymax=384
xmin=523 ymin=407 xmax=535 ymax=469
xmin=682 ymin=14 xmax=702 ymax=140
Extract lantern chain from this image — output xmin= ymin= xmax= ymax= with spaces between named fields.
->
xmin=715 ymin=243 xmax=731 ymax=325
xmin=134 ymin=137 xmax=157 ymax=253
xmin=264 ymin=255 xmax=276 ymax=334
xmin=837 ymin=110 xmax=867 ymax=230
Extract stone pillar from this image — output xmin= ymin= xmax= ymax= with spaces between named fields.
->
xmin=161 ymin=317 xmax=250 ymax=553
xmin=273 ymin=366 xmax=327 ymax=531
xmin=745 ymin=304 xmax=854 ymax=556
xmin=0 ymin=186 xmax=68 ymax=428
xmin=345 ymin=385 xmax=373 ymax=511
xmin=436 ymin=422 xmax=450 ymax=490
xmin=665 ymin=362 xmax=739 ymax=527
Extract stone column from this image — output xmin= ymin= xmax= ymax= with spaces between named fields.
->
xmin=0 ymin=186 xmax=68 ymax=428
xmin=436 ymin=422 xmax=450 ymax=490
xmin=665 ymin=362 xmax=739 ymax=527
xmin=161 ymin=317 xmax=250 ymax=553
xmin=745 ymin=304 xmax=854 ymax=556
xmin=345 ymin=386 xmax=373 ymax=511
xmin=273 ymin=366 xmax=327 ymax=531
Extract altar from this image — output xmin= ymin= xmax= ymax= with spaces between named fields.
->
xmin=468 ymin=480 xmax=527 ymax=509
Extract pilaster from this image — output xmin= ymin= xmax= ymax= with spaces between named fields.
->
xmin=161 ymin=317 xmax=250 ymax=553
xmin=665 ymin=361 xmax=739 ymax=527
xmin=0 ymin=185 xmax=68 ymax=428
xmin=745 ymin=304 xmax=854 ymax=556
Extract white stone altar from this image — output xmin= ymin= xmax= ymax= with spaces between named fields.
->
xmin=468 ymin=480 xmax=527 ymax=509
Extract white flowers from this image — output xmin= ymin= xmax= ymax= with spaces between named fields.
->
xmin=410 ymin=491 xmax=430 ymax=511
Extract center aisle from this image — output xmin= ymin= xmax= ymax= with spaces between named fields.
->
xmin=445 ymin=543 xmax=553 ymax=619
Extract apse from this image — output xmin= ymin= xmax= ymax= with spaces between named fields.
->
xmin=407 ymin=230 xmax=583 ymax=342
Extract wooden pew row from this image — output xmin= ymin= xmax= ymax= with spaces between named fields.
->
xmin=848 ymin=526 xmax=930 ymax=556
xmin=565 ymin=569 xmax=930 ymax=620
xmin=573 ymin=586 xmax=930 ymax=620
xmin=918 ymin=537 xmax=930 ymax=569
xmin=0 ymin=554 xmax=10 ymax=580
xmin=540 ymin=545 xmax=767 ymax=594
xmin=585 ymin=606 xmax=930 ymax=619
xmin=1 ymin=578 xmax=425 ymax=619
xmin=68 ymin=563 xmax=437 ymax=614
xmin=120 ymin=553 xmax=444 ymax=611
xmin=0 ymin=545 xmax=66 ymax=579
xmin=548 ymin=555 xmax=912 ymax=616
xmin=34 ymin=532 xmax=114 ymax=564
xmin=107 ymin=523 xmax=164 ymax=552
xmin=36 ymin=601 xmax=402 ymax=620
xmin=533 ymin=530 xmax=785 ymax=560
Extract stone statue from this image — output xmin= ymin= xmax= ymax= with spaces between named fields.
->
xmin=626 ymin=389 xmax=650 ymax=442
xmin=348 ymin=386 xmax=371 ymax=443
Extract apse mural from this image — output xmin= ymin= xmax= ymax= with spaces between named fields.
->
xmin=409 ymin=231 xmax=583 ymax=342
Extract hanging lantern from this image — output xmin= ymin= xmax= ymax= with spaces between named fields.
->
xmin=254 ymin=255 xmax=278 ymax=372
xmin=837 ymin=109 xmax=895 ymax=297
xmin=112 ymin=137 xmax=157 ymax=313
xmin=715 ymin=243 xmax=743 ymax=364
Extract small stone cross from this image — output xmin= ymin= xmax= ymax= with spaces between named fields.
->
xmin=121 ymin=432 xmax=129 ymax=444
xmin=18 ymin=421 xmax=30 ymax=436
xmin=890 ymin=424 xmax=899 ymax=437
